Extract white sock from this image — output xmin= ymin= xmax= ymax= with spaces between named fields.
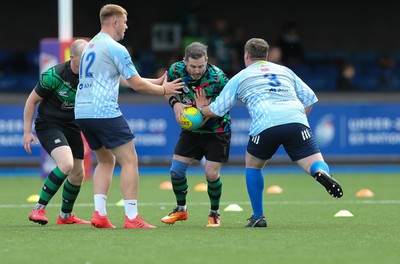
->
xmin=124 ymin=199 xmax=138 ymax=220
xmin=34 ymin=203 xmax=46 ymax=210
xmin=94 ymin=194 xmax=107 ymax=216
xmin=177 ymin=205 xmax=187 ymax=212
xmin=60 ymin=212 xmax=71 ymax=219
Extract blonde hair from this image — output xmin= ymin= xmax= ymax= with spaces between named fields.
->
xmin=99 ymin=4 xmax=127 ymax=25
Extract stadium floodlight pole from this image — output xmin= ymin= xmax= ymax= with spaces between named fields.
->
xmin=58 ymin=0 xmax=73 ymax=41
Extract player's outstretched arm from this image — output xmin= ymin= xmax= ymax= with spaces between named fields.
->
xmin=126 ymin=74 xmax=183 ymax=95
xmin=143 ymin=71 xmax=166 ymax=85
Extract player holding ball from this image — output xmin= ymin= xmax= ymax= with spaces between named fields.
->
xmin=162 ymin=42 xmax=231 ymax=227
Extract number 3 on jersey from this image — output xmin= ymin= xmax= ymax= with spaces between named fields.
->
xmin=263 ymin=73 xmax=281 ymax=87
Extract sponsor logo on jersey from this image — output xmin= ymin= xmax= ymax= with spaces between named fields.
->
xmin=58 ymin=91 xmax=68 ymax=97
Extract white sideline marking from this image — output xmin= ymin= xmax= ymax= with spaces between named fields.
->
xmin=1 ymin=199 xmax=400 ymax=209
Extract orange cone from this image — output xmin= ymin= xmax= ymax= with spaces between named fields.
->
xmin=194 ymin=183 xmax=208 ymax=192
xmin=266 ymin=185 xmax=283 ymax=194
xmin=159 ymin=181 xmax=172 ymax=190
xmin=356 ymin=188 xmax=374 ymax=197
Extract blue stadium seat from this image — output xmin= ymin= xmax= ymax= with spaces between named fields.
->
xmin=290 ymin=63 xmax=312 ymax=79
xmin=18 ymin=73 xmax=38 ymax=92
xmin=0 ymin=75 xmax=18 ymax=91
xmin=353 ymin=76 xmax=379 ymax=91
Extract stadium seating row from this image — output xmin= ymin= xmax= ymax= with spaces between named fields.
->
xmin=1 ymin=50 xmax=400 ymax=92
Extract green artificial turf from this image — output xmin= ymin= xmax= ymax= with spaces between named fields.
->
xmin=0 ymin=172 xmax=399 ymax=264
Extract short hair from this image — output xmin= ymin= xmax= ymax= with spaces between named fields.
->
xmin=99 ymin=4 xmax=127 ymax=25
xmin=184 ymin=42 xmax=208 ymax=61
xmin=244 ymin=38 xmax=269 ymax=60
xmin=70 ymin=39 xmax=87 ymax=57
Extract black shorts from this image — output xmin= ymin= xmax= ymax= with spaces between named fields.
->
xmin=76 ymin=116 xmax=134 ymax=150
xmin=247 ymin=123 xmax=320 ymax=162
xmin=35 ymin=118 xmax=84 ymax=159
xmin=174 ymin=130 xmax=231 ymax=162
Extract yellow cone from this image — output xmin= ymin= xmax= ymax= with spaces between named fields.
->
xmin=194 ymin=183 xmax=207 ymax=192
xmin=159 ymin=181 xmax=172 ymax=190
xmin=356 ymin=188 xmax=374 ymax=197
xmin=27 ymin=194 xmax=40 ymax=203
xmin=116 ymin=199 xmax=124 ymax=206
xmin=266 ymin=185 xmax=283 ymax=194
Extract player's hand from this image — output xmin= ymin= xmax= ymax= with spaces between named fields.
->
xmin=162 ymin=75 xmax=184 ymax=95
xmin=154 ymin=71 xmax=167 ymax=85
xmin=194 ymin=89 xmax=210 ymax=110
xmin=23 ymin=132 xmax=38 ymax=155
xmin=173 ymin=102 xmax=191 ymax=124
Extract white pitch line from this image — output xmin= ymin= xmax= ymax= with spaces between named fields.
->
xmin=1 ymin=199 xmax=400 ymax=209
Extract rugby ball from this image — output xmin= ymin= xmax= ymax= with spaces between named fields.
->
xmin=180 ymin=107 xmax=203 ymax=130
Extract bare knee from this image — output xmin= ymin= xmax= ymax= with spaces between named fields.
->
xmin=68 ymin=169 xmax=84 ymax=185
xmin=297 ymin=153 xmax=324 ymax=175
xmin=96 ymin=148 xmax=116 ymax=167
xmin=205 ymin=166 xmax=220 ymax=182
xmin=57 ymin=162 xmax=74 ymax=175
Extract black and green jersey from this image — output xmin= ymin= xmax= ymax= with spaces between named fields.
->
xmin=35 ymin=61 xmax=79 ymax=122
xmin=168 ymin=61 xmax=231 ymax=134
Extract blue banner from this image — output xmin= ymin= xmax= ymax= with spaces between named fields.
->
xmin=1 ymin=102 xmax=399 ymax=162
xmin=310 ymin=103 xmax=400 ymax=156
xmin=0 ymin=104 xmax=41 ymax=161
xmin=229 ymin=103 xmax=400 ymax=159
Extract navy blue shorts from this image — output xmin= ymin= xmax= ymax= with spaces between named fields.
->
xmin=76 ymin=116 xmax=134 ymax=150
xmin=247 ymin=123 xmax=320 ymax=161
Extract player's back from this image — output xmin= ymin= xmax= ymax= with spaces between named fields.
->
xmin=236 ymin=61 xmax=317 ymax=135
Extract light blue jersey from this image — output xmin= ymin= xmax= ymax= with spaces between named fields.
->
xmin=75 ymin=32 xmax=137 ymax=119
xmin=209 ymin=61 xmax=318 ymax=136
